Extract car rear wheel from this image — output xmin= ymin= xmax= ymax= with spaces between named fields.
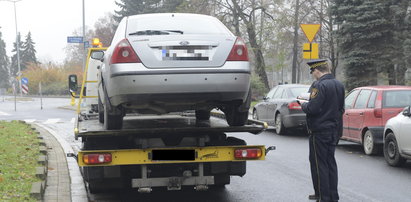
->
xmin=98 ymin=94 xmax=104 ymax=123
xmin=275 ymin=113 xmax=287 ymax=135
xmin=384 ymin=132 xmax=406 ymax=167
xmin=195 ymin=110 xmax=211 ymax=121
xmin=225 ymin=107 xmax=248 ymax=126
xmin=224 ymin=89 xmax=251 ymax=127
xmin=363 ymin=130 xmax=380 ymax=155
xmin=102 ymin=93 xmax=123 ymax=130
xmin=252 ymin=109 xmax=259 ymax=120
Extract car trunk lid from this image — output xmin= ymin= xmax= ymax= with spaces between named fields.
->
xmin=127 ymin=35 xmax=235 ymax=68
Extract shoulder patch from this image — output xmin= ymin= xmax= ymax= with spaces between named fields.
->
xmin=310 ymin=88 xmax=319 ymax=99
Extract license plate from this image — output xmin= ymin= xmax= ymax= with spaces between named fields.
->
xmin=162 ymin=46 xmax=210 ymax=61
xmin=151 ymin=149 xmax=196 ymax=161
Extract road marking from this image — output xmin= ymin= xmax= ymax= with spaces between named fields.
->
xmin=43 ymin=118 xmax=60 ymax=124
xmin=0 ymin=111 xmax=10 ymax=116
xmin=24 ymin=119 xmax=36 ymax=123
xmin=70 ymin=118 xmax=75 ymax=123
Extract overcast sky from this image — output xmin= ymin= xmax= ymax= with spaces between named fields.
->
xmin=0 ymin=0 xmax=119 ymax=64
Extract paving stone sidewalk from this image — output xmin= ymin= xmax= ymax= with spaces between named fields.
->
xmin=34 ymin=125 xmax=72 ymax=201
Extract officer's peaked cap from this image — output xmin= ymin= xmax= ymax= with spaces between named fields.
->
xmin=307 ymin=59 xmax=327 ymax=70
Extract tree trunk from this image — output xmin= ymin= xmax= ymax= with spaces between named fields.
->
xmin=231 ymin=0 xmax=270 ymax=90
xmin=291 ymin=0 xmax=300 ymax=83
xmin=387 ymin=64 xmax=396 ymax=85
xmin=247 ymin=23 xmax=269 ymax=89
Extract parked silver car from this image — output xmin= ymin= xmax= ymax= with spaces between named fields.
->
xmin=93 ymin=13 xmax=251 ymax=129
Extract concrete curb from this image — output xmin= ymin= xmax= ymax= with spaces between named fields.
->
xmin=58 ymin=105 xmax=77 ymax=111
xmin=35 ymin=123 xmax=88 ymax=202
xmin=23 ymin=125 xmax=49 ymax=201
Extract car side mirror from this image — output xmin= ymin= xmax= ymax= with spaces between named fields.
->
xmin=68 ymin=75 xmax=78 ymax=97
xmin=263 ymin=97 xmax=269 ymax=101
xmin=402 ymin=106 xmax=411 ymax=117
xmin=91 ymin=50 xmax=104 ymax=61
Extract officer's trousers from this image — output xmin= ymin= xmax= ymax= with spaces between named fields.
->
xmin=309 ymin=130 xmax=339 ymax=202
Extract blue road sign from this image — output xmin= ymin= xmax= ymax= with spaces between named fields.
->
xmin=84 ymin=41 xmax=90 ymax=48
xmin=67 ymin=36 xmax=83 ymax=43
xmin=21 ymin=77 xmax=28 ymax=85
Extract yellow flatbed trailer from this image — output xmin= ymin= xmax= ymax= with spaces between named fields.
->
xmin=69 ymin=47 xmax=274 ymax=193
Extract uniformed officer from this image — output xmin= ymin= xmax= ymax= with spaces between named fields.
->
xmin=297 ymin=59 xmax=345 ymax=202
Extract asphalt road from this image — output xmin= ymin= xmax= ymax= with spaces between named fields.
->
xmin=1 ymin=96 xmax=411 ymax=202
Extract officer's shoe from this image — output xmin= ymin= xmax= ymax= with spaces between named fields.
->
xmin=308 ymin=194 xmax=319 ymax=200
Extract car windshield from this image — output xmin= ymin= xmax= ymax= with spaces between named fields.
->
xmin=289 ymin=87 xmax=309 ymax=98
xmin=127 ymin=15 xmax=232 ymax=35
xmin=383 ymin=90 xmax=411 ymax=108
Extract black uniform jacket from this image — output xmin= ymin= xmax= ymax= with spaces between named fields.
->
xmin=301 ymin=74 xmax=345 ymax=133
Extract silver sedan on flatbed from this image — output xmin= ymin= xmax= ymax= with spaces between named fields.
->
xmin=92 ymin=13 xmax=251 ymax=129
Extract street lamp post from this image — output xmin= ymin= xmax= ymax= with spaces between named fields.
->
xmin=82 ymin=0 xmax=86 ymax=70
xmin=1 ymin=0 xmax=22 ymax=96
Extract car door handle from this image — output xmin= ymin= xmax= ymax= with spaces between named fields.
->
xmin=359 ymin=112 xmax=364 ymax=116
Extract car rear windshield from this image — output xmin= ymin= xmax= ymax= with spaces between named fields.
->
xmin=383 ymin=90 xmax=411 ymax=108
xmin=289 ymin=87 xmax=309 ymax=98
xmin=127 ymin=15 xmax=232 ymax=35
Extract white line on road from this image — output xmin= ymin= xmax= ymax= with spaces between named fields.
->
xmin=0 ymin=111 xmax=10 ymax=116
xmin=24 ymin=119 xmax=36 ymax=123
xmin=43 ymin=118 xmax=60 ymax=124
xmin=70 ymin=118 xmax=75 ymax=124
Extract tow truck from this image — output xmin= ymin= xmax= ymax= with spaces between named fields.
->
xmin=68 ymin=41 xmax=274 ymax=193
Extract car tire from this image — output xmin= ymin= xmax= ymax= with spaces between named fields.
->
xmin=225 ymin=107 xmax=248 ymax=126
xmin=224 ymin=89 xmax=251 ymax=127
xmin=252 ymin=109 xmax=259 ymax=120
xmin=103 ymin=93 xmax=123 ymax=130
xmin=384 ymin=132 xmax=406 ymax=167
xmin=275 ymin=113 xmax=287 ymax=135
xmin=363 ymin=130 xmax=380 ymax=155
xmin=98 ymin=94 xmax=104 ymax=124
xmin=195 ymin=110 xmax=210 ymax=121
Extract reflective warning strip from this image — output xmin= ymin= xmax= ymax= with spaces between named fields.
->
xmin=22 ymin=84 xmax=28 ymax=94
xmin=78 ymin=145 xmax=266 ymax=167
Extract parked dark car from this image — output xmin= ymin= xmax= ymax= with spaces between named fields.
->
xmin=342 ymin=86 xmax=411 ymax=155
xmin=252 ymin=84 xmax=310 ymax=135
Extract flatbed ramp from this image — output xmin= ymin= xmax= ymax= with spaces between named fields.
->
xmin=75 ymin=113 xmax=267 ymax=138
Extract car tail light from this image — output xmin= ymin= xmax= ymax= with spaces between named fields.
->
xmin=288 ymin=102 xmax=302 ymax=109
xmin=374 ymin=108 xmax=382 ymax=118
xmin=83 ymin=153 xmax=112 ymax=165
xmin=226 ymin=37 xmax=249 ymax=61
xmin=110 ymin=39 xmax=141 ymax=64
xmin=234 ymin=148 xmax=262 ymax=159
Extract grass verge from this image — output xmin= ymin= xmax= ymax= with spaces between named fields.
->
xmin=0 ymin=121 xmax=39 ymax=201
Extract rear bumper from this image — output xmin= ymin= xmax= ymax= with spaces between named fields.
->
xmin=282 ymin=113 xmax=306 ymax=128
xmin=106 ymin=73 xmax=251 ymax=108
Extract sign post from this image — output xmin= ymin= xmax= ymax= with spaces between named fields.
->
xmin=39 ymin=82 xmax=43 ymax=110
xmin=300 ymin=24 xmax=321 ymax=59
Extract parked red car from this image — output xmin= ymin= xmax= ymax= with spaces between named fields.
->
xmin=342 ymin=86 xmax=411 ymax=155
